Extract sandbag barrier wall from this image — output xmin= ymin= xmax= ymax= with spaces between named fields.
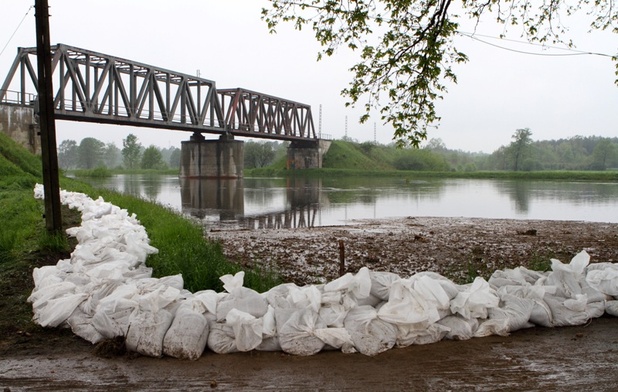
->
xmin=30 ymin=184 xmax=618 ymax=359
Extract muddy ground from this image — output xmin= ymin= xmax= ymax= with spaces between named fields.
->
xmin=2 ymin=217 xmax=618 ymax=391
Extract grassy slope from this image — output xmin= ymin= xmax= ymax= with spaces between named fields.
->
xmin=250 ymin=139 xmax=618 ymax=181
xmin=0 ymin=132 xmax=280 ymax=340
xmin=323 ymin=140 xmax=395 ymax=170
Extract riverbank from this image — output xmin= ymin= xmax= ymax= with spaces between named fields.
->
xmin=209 ymin=216 xmax=618 ymax=285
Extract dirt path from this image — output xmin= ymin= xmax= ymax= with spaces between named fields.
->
xmin=2 ymin=317 xmax=617 ymax=391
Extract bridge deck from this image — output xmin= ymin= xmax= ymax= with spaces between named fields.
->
xmin=0 ymin=44 xmax=318 ymax=142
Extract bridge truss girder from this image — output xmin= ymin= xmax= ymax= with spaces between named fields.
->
xmin=0 ymin=44 xmax=317 ymax=142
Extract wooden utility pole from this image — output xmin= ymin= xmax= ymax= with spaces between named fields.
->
xmin=35 ymin=0 xmax=62 ymax=232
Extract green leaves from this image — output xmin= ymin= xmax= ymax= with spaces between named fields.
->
xmin=263 ymin=0 xmax=617 ymax=147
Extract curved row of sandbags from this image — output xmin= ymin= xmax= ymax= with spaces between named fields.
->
xmin=30 ymin=185 xmax=618 ymax=359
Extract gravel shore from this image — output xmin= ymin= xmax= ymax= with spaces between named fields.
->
xmin=208 ymin=217 xmax=618 ymax=285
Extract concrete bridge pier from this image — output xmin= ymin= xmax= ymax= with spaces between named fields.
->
xmin=287 ymin=139 xmax=332 ymax=170
xmin=180 ymin=133 xmax=244 ymax=178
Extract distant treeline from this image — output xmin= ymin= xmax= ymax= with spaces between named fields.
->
xmin=332 ymin=129 xmax=618 ymax=172
xmin=58 ymin=134 xmax=180 ymax=171
xmin=59 ymin=129 xmax=618 ymax=172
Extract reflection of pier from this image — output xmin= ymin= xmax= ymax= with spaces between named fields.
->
xmin=180 ymin=178 xmax=244 ymax=220
xmin=237 ymin=204 xmax=319 ymax=230
xmin=180 ymin=176 xmax=324 ymax=229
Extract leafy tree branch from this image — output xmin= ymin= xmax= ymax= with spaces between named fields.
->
xmin=262 ymin=0 xmax=618 ymax=147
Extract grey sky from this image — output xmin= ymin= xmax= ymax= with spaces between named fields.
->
xmin=1 ymin=0 xmax=616 ymax=153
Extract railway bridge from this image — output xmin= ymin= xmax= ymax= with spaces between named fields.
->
xmin=0 ymin=44 xmax=331 ymax=177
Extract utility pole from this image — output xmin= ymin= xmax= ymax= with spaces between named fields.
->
xmin=35 ymin=0 xmax=62 ymax=232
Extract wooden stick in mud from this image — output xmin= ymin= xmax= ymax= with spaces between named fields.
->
xmin=338 ymin=240 xmax=345 ymax=276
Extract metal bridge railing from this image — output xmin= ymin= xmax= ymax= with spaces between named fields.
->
xmin=0 ymin=89 xmax=37 ymax=105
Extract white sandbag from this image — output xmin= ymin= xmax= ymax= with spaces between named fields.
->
xmin=226 ymin=309 xmax=263 ymax=352
xmin=586 ymin=264 xmax=618 ymax=297
xmin=92 ymin=296 xmax=138 ymax=339
xmin=413 ymin=271 xmax=460 ymax=300
xmin=32 ymin=265 xmax=62 ymax=287
xmin=546 ymin=251 xmax=590 ymax=299
xmin=475 ymin=317 xmax=510 ymax=337
xmin=437 ymin=315 xmax=479 ymax=340
xmin=605 ymin=300 xmax=618 ymax=317
xmin=255 ymin=306 xmax=281 ymax=352
xmin=475 ymin=294 xmax=534 ymax=337
xmin=163 ymin=306 xmax=209 ymax=360
xmin=369 ymin=271 xmax=400 ymax=301
xmin=279 ymin=308 xmax=326 ymax=356
xmin=500 ymin=285 xmax=553 ymax=328
xmin=489 ymin=268 xmax=528 ymax=288
xmin=344 ymin=305 xmax=397 ymax=356
xmin=216 ymin=286 xmax=269 ymax=321
xmin=193 ymin=290 xmax=220 ymax=315
xmin=314 ymin=327 xmax=354 ymax=350
xmin=79 ymin=280 xmax=123 ymax=316
xmin=319 ymin=289 xmax=357 ymax=328
xmin=412 ymin=274 xmax=452 ymax=312
xmin=396 ymin=323 xmax=450 ymax=347
xmin=543 ymin=294 xmax=590 ymax=327
xmin=125 ymin=307 xmax=174 ymax=357
xmin=586 ymin=300 xmax=606 ymax=319
xmin=288 ymin=284 xmax=322 ymax=312
xmin=207 ymin=321 xmax=238 ymax=354
xmin=451 ymin=277 xmax=499 ymax=320
xmin=35 ymin=292 xmax=89 ymax=328
xmin=220 ymin=271 xmax=245 ymax=293
xmin=324 ymin=267 xmax=372 ymax=301
xmin=66 ymin=307 xmax=105 ymax=344
xmin=29 ymin=281 xmax=77 ymax=311
xmin=377 ymin=279 xmax=440 ymax=327
xmin=529 ymin=298 xmax=553 ymax=327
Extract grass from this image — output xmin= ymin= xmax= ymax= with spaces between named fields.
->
xmin=73 ymin=166 xmax=113 ymax=178
xmin=0 ymin=132 xmax=281 ymax=301
xmin=88 ymin=189 xmax=282 ymax=292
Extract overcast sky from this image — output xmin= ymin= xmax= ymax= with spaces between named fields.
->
xmin=1 ymin=0 xmax=616 ymax=153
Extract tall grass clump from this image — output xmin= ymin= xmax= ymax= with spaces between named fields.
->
xmin=91 ymin=189 xmax=281 ymax=292
xmin=73 ymin=166 xmax=112 ymax=178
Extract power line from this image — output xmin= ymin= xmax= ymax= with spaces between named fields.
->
xmin=457 ymin=30 xmax=615 ymax=58
xmin=0 ymin=5 xmax=34 ymax=59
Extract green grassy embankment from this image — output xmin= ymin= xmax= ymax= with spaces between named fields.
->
xmin=0 ymin=132 xmax=280 ymax=337
xmin=247 ymin=140 xmax=618 ymax=181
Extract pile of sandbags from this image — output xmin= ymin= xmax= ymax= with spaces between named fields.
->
xmin=30 ymin=185 xmax=618 ymax=359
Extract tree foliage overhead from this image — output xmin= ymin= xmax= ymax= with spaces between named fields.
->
xmin=263 ymin=0 xmax=618 ymax=147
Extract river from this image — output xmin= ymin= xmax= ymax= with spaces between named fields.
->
xmin=78 ymin=174 xmax=618 ymax=229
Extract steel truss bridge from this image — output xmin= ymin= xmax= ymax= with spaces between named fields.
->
xmin=0 ymin=44 xmax=318 ymax=141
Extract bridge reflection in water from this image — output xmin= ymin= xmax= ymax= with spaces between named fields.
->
xmin=180 ymin=177 xmax=323 ymax=230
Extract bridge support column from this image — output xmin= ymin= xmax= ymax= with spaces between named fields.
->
xmin=286 ymin=139 xmax=331 ymax=169
xmin=0 ymin=104 xmax=40 ymax=154
xmin=180 ymin=133 xmax=244 ymax=178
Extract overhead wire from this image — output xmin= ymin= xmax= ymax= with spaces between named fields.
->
xmin=457 ymin=30 xmax=615 ymax=58
xmin=0 ymin=5 xmax=34 ymax=59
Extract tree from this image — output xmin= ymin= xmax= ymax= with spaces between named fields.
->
xmin=424 ymin=138 xmax=447 ymax=151
xmin=168 ymin=148 xmax=181 ymax=169
xmin=122 ymin=134 xmax=142 ymax=170
xmin=102 ymin=142 xmax=121 ymax=169
xmin=78 ymin=137 xmax=105 ymax=169
xmin=244 ymin=141 xmax=277 ymax=168
xmin=263 ymin=1 xmax=618 ymax=147
xmin=509 ymin=128 xmax=533 ymax=171
xmin=590 ymin=138 xmax=616 ymax=170
xmin=141 ymin=145 xmax=166 ymax=170
xmin=58 ymin=139 xmax=78 ymax=169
